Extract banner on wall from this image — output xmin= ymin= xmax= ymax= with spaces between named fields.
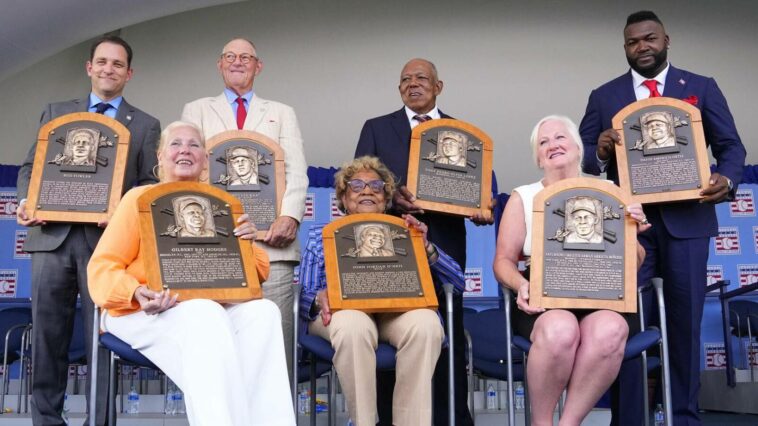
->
xmin=704 ymin=342 xmax=727 ymax=370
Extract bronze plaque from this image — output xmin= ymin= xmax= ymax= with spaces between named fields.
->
xmin=530 ymin=178 xmax=637 ymax=312
xmin=323 ymin=213 xmax=438 ymax=313
xmin=613 ymin=97 xmax=710 ymax=204
xmin=407 ymin=119 xmax=493 ymax=218
xmin=138 ymin=181 xmax=262 ymax=302
xmin=26 ymin=112 xmax=130 ymax=223
xmin=205 ymin=130 xmax=286 ymax=239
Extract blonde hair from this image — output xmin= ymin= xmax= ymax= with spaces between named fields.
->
xmin=529 ymin=115 xmax=584 ymax=175
xmin=334 ymin=156 xmax=396 ymax=213
xmin=155 ymin=121 xmax=206 ymax=182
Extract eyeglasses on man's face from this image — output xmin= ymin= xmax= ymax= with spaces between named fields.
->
xmin=347 ymin=179 xmax=386 ymax=193
xmin=221 ymin=52 xmax=258 ymax=65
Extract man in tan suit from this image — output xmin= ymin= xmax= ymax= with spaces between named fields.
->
xmin=182 ymin=38 xmax=308 ymax=383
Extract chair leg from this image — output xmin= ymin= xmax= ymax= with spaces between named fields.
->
xmin=309 ymin=354 xmax=317 ymax=426
xmin=523 ymin=352 xmax=531 ymax=426
xmin=641 ymin=355 xmax=650 ymax=426
xmin=17 ymin=327 xmax=28 ymax=414
xmin=329 ymin=368 xmax=337 ymax=426
xmin=504 ymin=292 xmax=516 ymax=426
xmin=464 ymin=329 xmax=474 ymax=424
xmin=651 ymin=278 xmax=672 ymax=426
xmin=292 ymin=283 xmax=300 ymax=408
xmin=108 ymin=355 xmax=117 ymax=423
xmin=443 ymin=284 xmax=455 ymax=426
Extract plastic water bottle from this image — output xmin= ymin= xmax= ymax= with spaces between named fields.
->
xmin=298 ymin=388 xmax=311 ymax=415
xmin=515 ymin=383 xmax=525 ymax=410
xmin=127 ymin=386 xmax=140 ymax=414
xmin=164 ymin=386 xmax=176 ymax=415
xmin=174 ymin=388 xmax=185 ymax=414
xmin=486 ymin=383 xmax=498 ymax=410
xmin=654 ymin=404 xmax=664 ymax=426
xmin=61 ymin=393 xmax=70 ymax=424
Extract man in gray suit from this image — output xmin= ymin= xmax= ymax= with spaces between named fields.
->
xmin=16 ymin=35 xmax=160 ymax=426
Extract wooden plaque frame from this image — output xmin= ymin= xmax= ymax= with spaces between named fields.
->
xmin=530 ymin=178 xmax=637 ymax=312
xmin=138 ymin=181 xmax=262 ymax=302
xmin=26 ymin=112 xmax=130 ymax=223
xmin=613 ymin=97 xmax=710 ymax=204
xmin=323 ymin=213 xmax=438 ymax=313
xmin=204 ymin=130 xmax=286 ymax=239
xmin=407 ymin=119 xmax=493 ymax=218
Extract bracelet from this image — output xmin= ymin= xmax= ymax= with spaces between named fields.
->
xmin=425 ymin=243 xmax=438 ymax=258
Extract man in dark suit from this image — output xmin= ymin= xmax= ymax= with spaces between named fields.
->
xmin=16 ymin=35 xmax=160 ymax=426
xmin=356 ymin=58 xmax=490 ymax=426
xmin=579 ymin=11 xmax=746 ymax=425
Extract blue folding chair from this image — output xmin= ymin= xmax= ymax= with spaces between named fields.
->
xmin=503 ymin=278 xmax=673 ymax=426
xmin=88 ymin=307 xmax=161 ymax=426
xmin=294 ymin=284 xmax=458 ymax=426
xmin=0 ymin=307 xmax=32 ymax=414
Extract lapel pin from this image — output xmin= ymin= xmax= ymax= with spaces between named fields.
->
xmin=126 ymin=115 xmax=132 ymax=121
xmin=679 ymin=79 xmax=686 ymax=85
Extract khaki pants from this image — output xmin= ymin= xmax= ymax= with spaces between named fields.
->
xmin=309 ymin=309 xmax=443 ymax=426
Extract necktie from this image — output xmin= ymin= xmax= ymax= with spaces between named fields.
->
xmin=94 ymin=102 xmax=111 ymax=114
xmin=414 ymin=114 xmax=431 ymax=123
xmin=643 ymin=80 xmax=661 ymax=98
xmin=235 ymin=97 xmax=247 ymax=129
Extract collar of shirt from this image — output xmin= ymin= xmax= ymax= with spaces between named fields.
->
xmin=404 ymin=105 xmax=441 ymax=129
xmin=224 ymin=88 xmax=254 ymax=113
xmin=631 ymin=62 xmax=669 ymax=101
xmin=88 ymin=93 xmax=123 ymax=119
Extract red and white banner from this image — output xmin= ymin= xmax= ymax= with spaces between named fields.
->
xmin=729 ymin=189 xmax=755 ymax=217
xmin=302 ymin=193 xmax=315 ymax=221
xmin=0 ymin=269 xmax=18 ymax=298
xmin=706 ymin=265 xmax=724 ymax=286
xmin=737 ymin=264 xmax=758 ymax=287
xmin=714 ymin=227 xmax=741 ymax=255
xmin=0 ymin=192 xmax=18 ymax=220
xmin=704 ymin=342 xmax=727 ymax=370
xmin=464 ymin=268 xmax=483 ymax=297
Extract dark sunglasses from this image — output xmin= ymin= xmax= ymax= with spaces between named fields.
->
xmin=347 ymin=179 xmax=386 ymax=193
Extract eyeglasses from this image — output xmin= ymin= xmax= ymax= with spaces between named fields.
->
xmin=220 ymin=52 xmax=259 ymax=64
xmin=347 ymin=179 xmax=386 ymax=193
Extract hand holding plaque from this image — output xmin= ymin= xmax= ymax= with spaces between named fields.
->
xmin=323 ymin=213 xmax=438 ymax=313
xmin=204 ymin=130 xmax=286 ymax=239
xmin=138 ymin=181 xmax=262 ymax=302
xmin=529 ymin=178 xmax=637 ymax=313
xmin=406 ymin=119 xmax=493 ymax=218
xmin=612 ymin=97 xmax=710 ymax=204
xmin=25 ymin=112 xmax=130 ymax=224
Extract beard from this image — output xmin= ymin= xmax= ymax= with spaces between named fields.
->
xmin=626 ymin=48 xmax=667 ymax=78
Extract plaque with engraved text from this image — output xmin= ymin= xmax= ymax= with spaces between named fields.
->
xmin=26 ymin=112 xmax=130 ymax=223
xmin=205 ymin=130 xmax=286 ymax=239
xmin=138 ymin=181 xmax=262 ymax=302
xmin=323 ymin=213 xmax=438 ymax=313
xmin=407 ymin=119 xmax=493 ymax=218
xmin=613 ymin=97 xmax=710 ymax=204
xmin=529 ymin=178 xmax=637 ymax=312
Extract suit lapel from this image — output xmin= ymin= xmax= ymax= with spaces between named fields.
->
xmin=663 ymin=66 xmax=686 ymax=100
xmin=209 ymin=93 xmax=238 ymax=130
xmin=74 ymin=97 xmax=89 ymax=113
xmin=390 ymin=108 xmax=411 ymax=144
xmin=115 ymin=99 xmax=136 ymax=127
xmin=246 ymin=94 xmax=266 ymax=130
xmin=618 ymin=71 xmax=637 ymax=107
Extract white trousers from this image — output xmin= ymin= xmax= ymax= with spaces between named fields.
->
xmin=103 ymin=298 xmax=295 ymax=426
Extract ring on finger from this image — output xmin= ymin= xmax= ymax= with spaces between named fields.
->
xmin=641 ymin=218 xmax=649 ymax=225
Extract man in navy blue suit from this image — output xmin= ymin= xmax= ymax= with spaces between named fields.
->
xmin=579 ymin=11 xmax=746 ymax=425
xmin=356 ymin=58 xmax=490 ymax=425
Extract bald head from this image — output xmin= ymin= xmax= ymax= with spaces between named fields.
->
xmin=398 ymin=58 xmax=443 ymax=115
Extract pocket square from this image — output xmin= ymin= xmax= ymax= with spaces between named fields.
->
xmin=683 ymin=95 xmax=698 ymax=106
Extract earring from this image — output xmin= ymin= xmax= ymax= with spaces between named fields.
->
xmin=152 ymin=164 xmax=161 ymax=180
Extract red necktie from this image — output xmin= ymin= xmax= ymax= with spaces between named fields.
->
xmin=235 ymin=97 xmax=247 ymax=129
xmin=414 ymin=114 xmax=431 ymax=123
xmin=643 ymin=80 xmax=661 ymax=98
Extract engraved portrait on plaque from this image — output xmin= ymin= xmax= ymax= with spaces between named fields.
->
xmin=206 ymin=130 xmax=285 ymax=239
xmin=407 ymin=119 xmax=493 ymax=218
xmin=530 ymin=178 xmax=636 ymax=312
xmin=167 ymin=195 xmax=218 ymax=241
xmin=350 ymin=223 xmax=395 ymax=258
xmin=49 ymin=127 xmax=103 ymax=171
xmin=225 ymin=146 xmax=260 ymax=187
xmin=612 ymin=98 xmax=710 ymax=204
xmin=26 ymin=112 xmax=130 ymax=224
xmin=431 ymin=130 xmax=468 ymax=168
xmin=323 ymin=214 xmax=438 ymax=313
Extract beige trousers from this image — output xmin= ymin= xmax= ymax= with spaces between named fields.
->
xmin=309 ymin=308 xmax=443 ymax=426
